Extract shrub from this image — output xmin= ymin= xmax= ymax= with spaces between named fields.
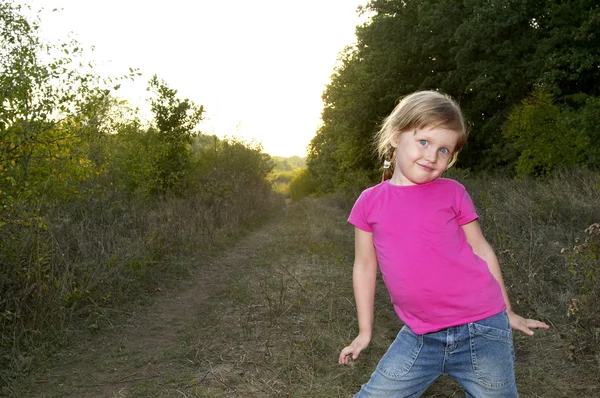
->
xmin=289 ymin=169 xmax=317 ymax=201
xmin=504 ymin=87 xmax=586 ymax=177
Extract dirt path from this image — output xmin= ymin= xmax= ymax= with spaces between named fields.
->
xmin=30 ymin=212 xmax=291 ymax=398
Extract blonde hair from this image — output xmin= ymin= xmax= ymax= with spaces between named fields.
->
xmin=375 ymin=91 xmax=468 ymax=181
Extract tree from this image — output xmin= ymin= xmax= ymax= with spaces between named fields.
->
xmin=146 ymin=75 xmax=204 ymax=194
xmin=308 ymin=0 xmax=466 ymax=192
xmin=0 ymin=1 xmax=136 ymax=202
xmin=447 ymin=0 xmax=543 ymax=169
xmin=532 ymin=1 xmax=600 ymax=97
xmin=308 ymin=0 xmax=600 ymax=192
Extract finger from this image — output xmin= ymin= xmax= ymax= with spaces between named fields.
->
xmin=339 ymin=348 xmax=352 ymax=364
xmin=527 ymin=319 xmax=550 ymax=329
xmin=516 ymin=323 xmax=534 ymax=336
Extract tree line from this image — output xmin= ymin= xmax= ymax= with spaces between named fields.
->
xmin=0 ymin=2 xmax=274 ymax=203
xmin=306 ymin=0 xmax=600 ymax=193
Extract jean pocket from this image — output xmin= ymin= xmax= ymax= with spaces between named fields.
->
xmin=472 ymin=311 xmax=512 ymax=341
xmin=376 ymin=325 xmax=423 ymax=380
xmin=469 ymin=313 xmax=516 ymax=389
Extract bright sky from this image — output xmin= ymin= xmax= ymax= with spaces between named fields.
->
xmin=27 ymin=0 xmax=368 ymax=157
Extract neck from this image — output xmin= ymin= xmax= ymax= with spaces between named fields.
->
xmin=389 ymin=173 xmax=416 ymax=186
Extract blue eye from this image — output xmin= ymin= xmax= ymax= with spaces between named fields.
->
xmin=419 ymin=140 xmax=428 ymax=146
xmin=440 ymin=148 xmax=449 ymax=155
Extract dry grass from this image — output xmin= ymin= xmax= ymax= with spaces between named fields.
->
xmin=0 ymin=183 xmax=282 ymax=395
xmin=179 ymin=171 xmax=600 ymax=397
xmin=8 ymin=170 xmax=600 ymax=397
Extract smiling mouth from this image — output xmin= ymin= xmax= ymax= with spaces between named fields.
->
xmin=417 ymin=163 xmax=434 ymax=171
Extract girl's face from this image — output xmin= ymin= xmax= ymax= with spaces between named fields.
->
xmin=390 ymin=126 xmax=459 ymax=186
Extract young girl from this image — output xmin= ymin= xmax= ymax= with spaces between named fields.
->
xmin=338 ymin=91 xmax=549 ymax=397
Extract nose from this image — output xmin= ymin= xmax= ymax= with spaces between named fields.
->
xmin=424 ymin=148 xmax=437 ymax=163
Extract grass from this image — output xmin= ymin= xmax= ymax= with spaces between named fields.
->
xmin=7 ymin=169 xmax=600 ymax=397
xmin=0 ymin=182 xmax=283 ymax=396
xmin=169 ymin=198 xmax=469 ymax=397
xmin=177 ymin=171 xmax=599 ymax=397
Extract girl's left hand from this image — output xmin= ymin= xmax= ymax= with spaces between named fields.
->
xmin=507 ymin=310 xmax=550 ymax=336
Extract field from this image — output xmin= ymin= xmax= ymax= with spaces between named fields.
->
xmin=7 ymin=171 xmax=600 ymax=397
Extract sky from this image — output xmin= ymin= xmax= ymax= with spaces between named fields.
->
xmin=27 ymin=0 xmax=368 ymax=157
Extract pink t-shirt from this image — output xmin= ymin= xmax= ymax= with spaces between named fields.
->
xmin=348 ymin=178 xmax=506 ymax=334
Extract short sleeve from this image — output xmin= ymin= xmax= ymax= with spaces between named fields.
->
xmin=456 ymin=188 xmax=479 ymax=225
xmin=348 ymin=190 xmax=372 ymax=232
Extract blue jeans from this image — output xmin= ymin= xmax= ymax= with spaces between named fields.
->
xmin=355 ymin=311 xmax=518 ymax=397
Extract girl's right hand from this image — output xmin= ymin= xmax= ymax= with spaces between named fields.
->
xmin=338 ymin=334 xmax=371 ymax=365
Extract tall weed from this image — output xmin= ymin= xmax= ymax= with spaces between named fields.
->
xmin=0 ymin=180 xmax=282 ymax=390
xmin=458 ymin=170 xmax=600 ymax=372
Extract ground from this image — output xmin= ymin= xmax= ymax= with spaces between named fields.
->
xmin=25 ymin=199 xmax=594 ymax=398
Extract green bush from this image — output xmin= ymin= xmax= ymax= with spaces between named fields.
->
xmin=504 ymin=87 xmax=586 ymax=177
xmin=577 ymin=95 xmax=600 ymax=166
xmin=289 ymin=169 xmax=317 ymax=201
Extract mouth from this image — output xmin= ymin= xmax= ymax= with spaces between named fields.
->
xmin=417 ymin=163 xmax=434 ymax=171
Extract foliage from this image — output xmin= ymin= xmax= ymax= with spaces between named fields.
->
xmin=147 ymin=75 xmax=204 ymax=195
xmin=268 ymin=156 xmax=306 ymax=195
xmin=0 ymin=2 xmax=280 ymax=390
xmin=102 ymin=116 xmax=155 ymax=195
xmin=0 ymin=1 xmax=137 ymax=204
xmin=307 ymin=0 xmax=600 ymax=192
xmin=288 ymin=168 xmax=317 ymax=201
xmin=504 ymin=87 xmax=586 ymax=177
xmin=271 ymin=155 xmax=306 ymax=172
xmin=573 ymin=95 xmax=600 ymax=166
xmin=271 ymin=169 xmax=296 ymax=185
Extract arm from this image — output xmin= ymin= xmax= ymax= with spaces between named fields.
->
xmin=462 ymin=220 xmax=550 ymax=335
xmin=339 ymin=227 xmax=378 ymax=365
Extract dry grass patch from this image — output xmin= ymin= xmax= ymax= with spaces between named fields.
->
xmin=181 ymin=173 xmax=600 ymax=397
xmin=176 ymin=198 xmax=462 ymax=397
xmin=15 ymin=170 xmax=600 ymax=397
